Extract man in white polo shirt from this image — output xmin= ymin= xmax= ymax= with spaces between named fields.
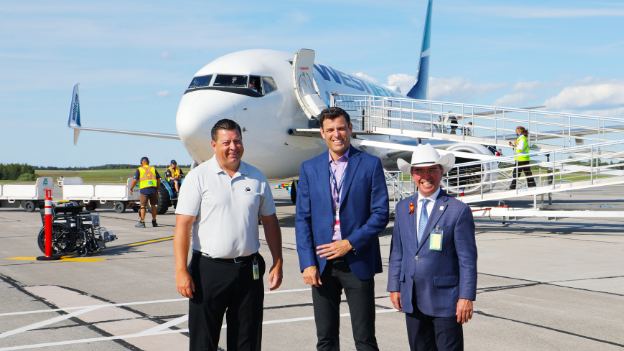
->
xmin=173 ymin=119 xmax=283 ymax=351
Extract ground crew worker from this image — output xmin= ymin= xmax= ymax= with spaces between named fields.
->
xmin=508 ymin=126 xmax=536 ymax=189
xmin=165 ymin=160 xmax=184 ymax=194
xmin=130 ymin=156 xmax=161 ymax=227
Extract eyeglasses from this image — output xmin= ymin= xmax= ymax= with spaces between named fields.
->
xmin=411 ymin=167 xmax=442 ymax=176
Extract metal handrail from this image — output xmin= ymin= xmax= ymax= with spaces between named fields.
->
xmin=334 ymin=94 xmax=624 ymax=123
xmin=332 ymin=94 xmax=624 ymax=149
xmin=446 ymin=139 xmax=624 ymax=199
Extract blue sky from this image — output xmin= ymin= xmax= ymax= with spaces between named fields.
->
xmin=2 ymin=0 xmax=624 ymax=167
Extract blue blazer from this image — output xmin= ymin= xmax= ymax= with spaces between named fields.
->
xmin=295 ymin=146 xmax=389 ymax=280
xmin=387 ymin=189 xmax=477 ymax=317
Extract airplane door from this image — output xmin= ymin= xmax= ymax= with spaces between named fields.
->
xmin=293 ymin=49 xmax=328 ymax=120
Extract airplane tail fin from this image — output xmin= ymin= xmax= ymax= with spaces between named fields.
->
xmin=406 ymin=0 xmax=433 ymax=100
xmin=67 ymin=83 xmax=82 ymax=145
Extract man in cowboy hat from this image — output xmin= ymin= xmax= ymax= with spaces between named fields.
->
xmin=387 ymin=143 xmax=477 ymax=351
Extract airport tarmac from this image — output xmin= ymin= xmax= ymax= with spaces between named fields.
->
xmin=1 ymin=184 xmax=623 ymax=350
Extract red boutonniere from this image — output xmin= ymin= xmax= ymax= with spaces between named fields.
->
xmin=409 ymin=203 xmax=414 ymax=214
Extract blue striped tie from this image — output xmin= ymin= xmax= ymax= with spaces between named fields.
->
xmin=418 ymin=199 xmax=429 ymax=245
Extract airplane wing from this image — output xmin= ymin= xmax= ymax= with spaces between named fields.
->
xmin=291 ymin=129 xmax=499 ymax=163
xmin=352 ymin=139 xmax=499 ymax=162
xmin=67 ymin=84 xmax=180 ymax=145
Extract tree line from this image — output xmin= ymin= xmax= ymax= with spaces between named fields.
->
xmin=0 ymin=164 xmax=36 ymax=180
xmin=37 ymin=164 xmax=191 ymax=170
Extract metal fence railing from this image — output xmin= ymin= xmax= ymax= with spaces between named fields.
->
xmin=331 ymin=94 xmax=624 ymax=150
xmin=446 ymin=139 xmax=624 ymax=201
xmin=384 ymin=171 xmax=414 ymax=209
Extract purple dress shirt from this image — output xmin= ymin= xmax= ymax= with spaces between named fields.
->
xmin=329 ymin=149 xmax=350 ymax=241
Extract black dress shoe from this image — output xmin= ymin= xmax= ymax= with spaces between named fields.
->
xmin=152 ymin=220 xmax=158 ymax=227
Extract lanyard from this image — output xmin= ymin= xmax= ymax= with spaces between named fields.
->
xmin=329 ymin=164 xmax=347 ymax=207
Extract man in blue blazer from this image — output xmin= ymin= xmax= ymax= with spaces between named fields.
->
xmin=388 ymin=143 xmax=477 ymax=351
xmin=296 ymin=107 xmax=389 ymax=351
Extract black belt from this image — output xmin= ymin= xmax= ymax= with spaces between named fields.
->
xmin=194 ymin=250 xmax=257 ymax=264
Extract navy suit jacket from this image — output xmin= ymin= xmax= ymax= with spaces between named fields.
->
xmin=295 ymin=146 xmax=389 ymax=280
xmin=387 ymin=189 xmax=477 ymax=317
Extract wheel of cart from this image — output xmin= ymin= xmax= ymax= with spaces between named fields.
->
xmin=157 ymin=182 xmax=171 ymax=214
xmin=37 ymin=223 xmax=76 ymax=256
xmin=23 ymin=201 xmax=36 ymax=212
xmin=114 ymin=202 xmax=126 ymax=213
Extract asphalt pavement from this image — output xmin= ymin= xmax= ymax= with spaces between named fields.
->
xmin=1 ymin=184 xmax=623 ymax=350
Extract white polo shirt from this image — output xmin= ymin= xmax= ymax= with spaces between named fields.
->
xmin=175 ymin=156 xmax=276 ymax=258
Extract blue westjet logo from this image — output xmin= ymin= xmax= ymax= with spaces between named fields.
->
xmin=313 ymin=64 xmax=400 ymax=97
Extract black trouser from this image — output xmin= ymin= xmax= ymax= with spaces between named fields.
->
xmin=509 ymin=160 xmax=536 ymax=189
xmin=311 ymin=257 xmax=378 ymax=351
xmin=405 ymin=303 xmax=463 ymax=351
xmin=188 ymin=251 xmax=266 ymax=351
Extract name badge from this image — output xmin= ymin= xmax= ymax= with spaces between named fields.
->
xmin=430 ymin=225 xmax=443 ymax=251
xmin=253 ymin=257 xmax=259 ymax=280
xmin=334 ymin=209 xmax=340 ymax=231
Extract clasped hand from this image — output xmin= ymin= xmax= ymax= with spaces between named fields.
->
xmin=316 ymin=239 xmax=353 ymax=260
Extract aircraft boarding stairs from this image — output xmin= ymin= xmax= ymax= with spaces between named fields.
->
xmin=328 ymin=94 xmax=624 ymax=213
xmin=330 ymin=94 xmax=624 ymax=151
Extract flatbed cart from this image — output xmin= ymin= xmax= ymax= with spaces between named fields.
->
xmin=0 ymin=177 xmax=53 ymax=212
xmin=61 ymin=177 xmax=140 ymax=213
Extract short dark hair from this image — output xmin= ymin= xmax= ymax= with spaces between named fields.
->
xmin=211 ymin=119 xmax=242 ymax=142
xmin=318 ymin=107 xmax=350 ymax=128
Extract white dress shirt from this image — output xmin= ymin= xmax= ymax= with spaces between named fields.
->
xmin=416 ymin=187 xmax=441 ymax=232
xmin=175 ymin=156 xmax=276 ymax=258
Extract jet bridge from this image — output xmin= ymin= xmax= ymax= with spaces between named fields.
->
xmin=320 ymin=94 xmax=624 ymax=220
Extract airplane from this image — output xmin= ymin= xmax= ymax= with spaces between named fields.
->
xmin=67 ymin=0 xmax=505 ymax=205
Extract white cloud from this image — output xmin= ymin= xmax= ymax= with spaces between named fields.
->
xmin=492 ymin=92 xmax=539 ymax=107
xmin=544 ymin=79 xmax=624 ymax=110
xmin=512 ymin=81 xmax=547 ymax=92
xmin=579 ymin=107 xmax=624 ymax=118
xmin=354 ymin=72 xmax=378 ymax=83
xmin=428 ymin=77 xmax=505 ymax=100
xmin=450 ymin=6 xmax=624 ymax=19
xmin=161 ymin=50 xmax=175 ymax=60
xmin=381 ymin=75 xmax=506 ymax=100
xmin=383 ymin=73 xmax=415 ymax=96
xmin=287 ymin=10 xmax=311 ymax=24
xmin=156 ymin=90 xmax=170 ymax=98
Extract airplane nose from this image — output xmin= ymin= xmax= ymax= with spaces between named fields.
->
xmin=176 ymin=90 xmax=237 ymax=163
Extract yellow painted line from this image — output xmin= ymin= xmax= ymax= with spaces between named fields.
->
xmin=5 ymin=257 xmax=37 ymax=261
xmin=5 ymin=257 xmax=105 ymax=262
xmin=124 ymin=236 xmax=174 ymax=247
xmin=59 ymin=257 xmax=106 ymax=262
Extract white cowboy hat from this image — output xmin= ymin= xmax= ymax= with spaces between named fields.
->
xmin=397 ymin=143 xmax=455 ymax=174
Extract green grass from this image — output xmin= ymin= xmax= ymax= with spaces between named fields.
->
xmin=0 ymin=168 xmax=191 ymax=184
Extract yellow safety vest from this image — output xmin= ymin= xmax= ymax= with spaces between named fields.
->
xmin=514 ymin=135 xmax=530 ymax=162
xmin=138 ymin=165 xmax=158 ymax=189
xmin=167 ymin=166 xmax=181 ymax=181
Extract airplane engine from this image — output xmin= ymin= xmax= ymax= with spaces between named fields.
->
xmin=443 ymin=143 xmax=497 ymax=195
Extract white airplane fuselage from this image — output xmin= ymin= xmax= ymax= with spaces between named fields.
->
xmin=176 ymin=49 xmax=403 ymax=179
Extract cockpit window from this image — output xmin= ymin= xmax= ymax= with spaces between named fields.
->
xmin=214 ymin=75 xmax=248 ymax=88
xmin=184 ymin=74 xmax=277 ymax=98
xmin=249 ymin=76 xmax=262 ymax=94
xmin=187 ymin=75 xmax=212 ymax=90
xmin=262 ymin=77 xmax=278 ymax=95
